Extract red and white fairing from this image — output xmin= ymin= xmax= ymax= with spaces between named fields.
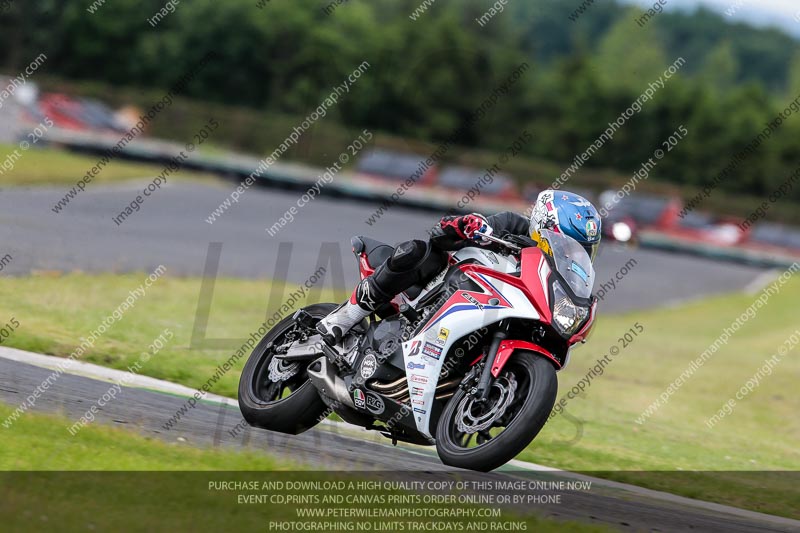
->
xmin=353 ymin=233 xmax=597 ymax=439
xmin=398 ymin=246 xmax=593 ymax=438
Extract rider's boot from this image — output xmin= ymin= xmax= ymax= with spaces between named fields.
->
xmin=316 ymin=276 xmax=390 ymax=348
xmin=317 ymin=239 xmax=444 ymax=364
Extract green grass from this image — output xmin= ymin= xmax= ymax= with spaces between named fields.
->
xmin=528 ymin=278 xmax=800 ymax=517
xmin=0 ymin=405 xmax=607 ymax=533
xmin=0 ymin=144 xmax=217 ymax=186
xmin=0 ymin=272 xmax=797 ymax=517
xmin=0 ymin=272 xmax=343 ymax=398
xmin=0 ymin=403 xmax=294 ymax=471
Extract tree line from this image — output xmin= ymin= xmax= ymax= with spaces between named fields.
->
xmin=2 ymin=0 xmax=800 ymax=201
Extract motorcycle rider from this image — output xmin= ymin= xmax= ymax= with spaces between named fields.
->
xmin=317 ymin=190 xmax=602 ymax=350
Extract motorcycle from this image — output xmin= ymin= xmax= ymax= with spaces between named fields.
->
xmin=238 ymin=229 xmax=597 ymax=472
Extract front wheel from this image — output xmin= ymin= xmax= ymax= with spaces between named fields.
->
xmin=238 ymin=303 xmax=335 ymax=435
xmin=435 ymin=353 xmax=557 ymax=472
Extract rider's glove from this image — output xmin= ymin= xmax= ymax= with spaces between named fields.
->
xmin=440 ymin=214 xmax=493 ymax=244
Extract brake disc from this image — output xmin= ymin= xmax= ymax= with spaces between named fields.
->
xmin=455 ymin=372 xmax=518 ymax=434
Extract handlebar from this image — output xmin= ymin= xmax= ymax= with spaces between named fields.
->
xmin=474 ymin=231 xmax=522 ymax=251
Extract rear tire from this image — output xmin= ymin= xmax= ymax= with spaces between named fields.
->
xmin=237 ymin=303 xmax=336 ymax=435
xmin=435 ymin=353 xmax=557 ymax=472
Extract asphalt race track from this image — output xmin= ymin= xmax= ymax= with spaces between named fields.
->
xmin=0 ymin=179 xmax=769 ymax=314
xmin=1 ymin=355 xmax=797 ymax=533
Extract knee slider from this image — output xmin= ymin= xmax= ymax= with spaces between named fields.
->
xmin=390 ymin=240 xmax=447 ymax=282
xmin=388 ymin=240 xmax=428 ymax=270
xmin=416 ymin=245 xmax=448 ymax=281
xmin=371 ymin=241 xmax=446 ymax=297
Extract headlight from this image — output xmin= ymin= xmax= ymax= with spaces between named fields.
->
xmin=552 ymin=281 xmax=588 ymax=335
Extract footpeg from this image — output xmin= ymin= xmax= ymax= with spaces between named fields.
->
xmin=399 ymin=304 xmax=420 ymax=324
xmin=315 ymin=330 xmax=360 ymax=371
xmin=317 ymin=341 xmax=349 ymax=372
xmin=293 ymin=309 xmax=316 ymax=329
xmin=316 ymin=321 xmax=342 ymax=347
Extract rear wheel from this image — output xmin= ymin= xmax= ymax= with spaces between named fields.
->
xmin=435 ymin=353 xmax=557 ymax=472
xmin=237 ymin=303 xmax=335 ymax=435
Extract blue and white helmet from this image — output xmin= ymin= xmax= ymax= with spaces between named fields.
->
xmin=530 ymin=190 xmax=601 ymax=261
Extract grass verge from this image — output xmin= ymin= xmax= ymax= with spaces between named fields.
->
xmin=0 ymin=272 xmax=343 ymax=398
xmin=0 ymin=144 xmax=217 ymax=186
xmin=533 ymin=276 xmax=800 ymax=518
xmin=0 ymin=403 xmax=293 ymax=471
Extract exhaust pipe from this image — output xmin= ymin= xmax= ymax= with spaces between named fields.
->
xmin=307 ymin=356 xmax=354 ymax=408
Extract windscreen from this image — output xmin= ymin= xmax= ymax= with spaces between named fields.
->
xmin=538 ymin=229 xmax=595 ymax=299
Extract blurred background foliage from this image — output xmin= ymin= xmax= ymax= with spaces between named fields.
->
xmin=3 ymin=0 xmax=800 ymax=201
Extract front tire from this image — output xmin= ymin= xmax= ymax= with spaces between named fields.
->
xmin=435 ymin=353 xmax=557 ymax=472
xmin=238 ymin=303 xmax=336 ymax=435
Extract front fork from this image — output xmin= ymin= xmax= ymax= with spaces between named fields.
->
xmin=470 ymin=322 xmax=509 ymax=403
